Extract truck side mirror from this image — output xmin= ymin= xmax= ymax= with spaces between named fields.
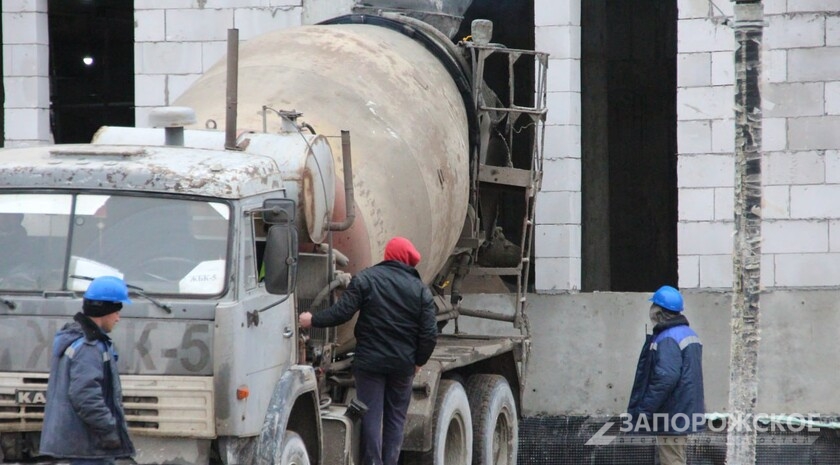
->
xmin=262 ymin=199 xmax=298 ymax=295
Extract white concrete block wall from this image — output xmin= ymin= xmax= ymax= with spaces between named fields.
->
xmin=534 ymin=0 xmax=582 ymax=292
xmin=133 ymin=2 xmax=304 ymax=127
xmin=2 ymin=0 xmax=51 ymax=147
xmin=678 ymin=1 xmax=840 ymax=289
xmin=677 ymin=0 xmax=736 ymax=290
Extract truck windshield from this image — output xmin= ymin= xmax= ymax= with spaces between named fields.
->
xmin=0 ymin=193 xmax=230 ymax=295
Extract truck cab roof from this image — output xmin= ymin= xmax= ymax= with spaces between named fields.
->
xmin=0 ymin=124 xmax=336 ymax=203
xmin=0 ymin=141 xmax=282 ymax=199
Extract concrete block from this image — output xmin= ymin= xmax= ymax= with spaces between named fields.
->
xmin=2 ymin=76 xmax=48 ymax=108
xmin=534 ymin=257 xmax=581 ymax=292
xmin=165 ymin=9 xmax=233 ymax=42
xmin=762 ymin=49 xmax=787 ymax=84
xmin=830 ymin=220 xmax=840 ymax=252
xmin=786 ymin=0 xmax=840 ymax=13
xmin=763 ymin=117 xmax=787 ymax=152
xmin=763 ymin=82 xmax=824 ymax=118
xmin=535 ymin=25 xmax=580 ymax=60
xmin=545 ymin=91 xmax=580 ymax=126
xmin=827 ymin=150 xmax=840 ymax=183
xmin=535 ymin=190 xmax=581 ymax=225
xmin=789 ymin=116 xmax=840 ymax=150
xmin=302 ymin=0 xmax=354 ymax=25
xmin=541 ymin=157 xmax=581 ymax=192
xmin=547 ymin=58 xmax=580 ymax=93
xmin=134 ymin=75 xmax=167 ymax=107
xmin=535 ymin=224 xmax=581 ymax=258
xmin=714 ymin=187 xmax=735 ymax=221
xmin=135 ymin=42 xmax=204 ymax=75
xmin=679 ymin=188 xmax=715 ymax=221
xmin=827 ymin=17 xmax=840 ymax=46
xmin=234 ymin=7 xmax=302 ymax=40
xmin=535 ymin=0 xmax=579 ymax=26
xmin=763 ymin=151 xmax=824 ymax=185
xmin=763 ymin=0 xmax=788 ymax=15
xmin=2 ymin=11 xmax=47 ymax=45
xmin=699 ymin=254 xmax=733 ymax=289
xmin=201 ymin=41 xmax=227 ymax=73
xmin=677 ymin=154 xmax=734 ymax=188
xmin=711 ymin=51 xmax=734 ymax=86
xmin=2 ymin=1 xmax=47 ymax=13
xmin=678 ymin=120 xmax=712 ymax=154
xmin=761 ymin=253 xmax=774 ymax=289
xmin=678 ymin=254 xmax=700 ymax=288
xmin=134 ymin=9 xmax=166 ymax=42
xmin=678 ymin=221 xmax=734 ymax=255
xmin=134 ymin=107 xmax=155 ymax=129
xmin=167 ymin=74 xmax=203 ymax=105
xmin=135 ymin=0 xmax=195 ymax=9
xmin=678 ymin=18 xmax=735 ymax=53
xmin=826 ymin=82 xmax=840 ymax=115
xmin=711 ymin=0 xmax=733 ymax=16
xmin=678 ymin=86 xmax=734 ymax=121
xmin=765 ymin=14 xmax=825 ymax=50
xmin=677 ymin=0 xmax=712 ymax=19
xmin=790 ymin=184 xmax=840 ymax=219
xmin=763 ymin=185 xmax=790 ymax=219
xmin=677 ymin=53 xmax=711 ymax=87
xmin=4 ymin=44 xmax=48 ymax=76
xmin=2 ymin=45 xmax=8 ymax=76
xmin=763 ymin=220 xmax=828 ymax=253
xmin=774 ymin=253 xmax=840 ymax=287
xmin=5 ymin=108 xmax=47 ymax=140
xmin=711 ymin=118 xmax=735 ymax=153
xmin=789 ymin=47 xmax=840 ymax=82
xmin=543 ymin=124 xmax=581 ymax=159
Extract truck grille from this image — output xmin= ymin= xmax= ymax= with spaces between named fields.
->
xmin=0 ymin=373 xmax=215 ymax=438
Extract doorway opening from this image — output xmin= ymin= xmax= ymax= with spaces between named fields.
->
xmin=581 ymin=0 xmax=678 ymax=292
xmin=48 ymin=0 xmax=134 ymax=143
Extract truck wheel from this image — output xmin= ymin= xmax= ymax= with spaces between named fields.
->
xmin=275 ymin=431 xmax=310 ymax=465
xmin=405 ymin=379 xmax=473 ymax=465
xmin=465 ymin=375 xmax=518 ymax=465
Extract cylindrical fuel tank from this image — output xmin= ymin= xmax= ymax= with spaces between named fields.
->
xmin=174 ymin=22 xmax=470 ymax=283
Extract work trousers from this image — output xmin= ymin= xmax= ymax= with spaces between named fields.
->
xmin=655 ymin=440 xmax=686 ymax=465
xmin=353 ymin=367 xmax=414 ymax=465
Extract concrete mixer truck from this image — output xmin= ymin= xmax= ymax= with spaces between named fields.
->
xmin=0 ymin=12 xmax=547 ymax=465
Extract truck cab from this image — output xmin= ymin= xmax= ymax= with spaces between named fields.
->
xmin=0 ymin=125 xmax=331 ymax=464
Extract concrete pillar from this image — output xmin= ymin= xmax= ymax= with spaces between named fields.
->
xmin=2 ymin=0 xmax=52 ymax=147
xmin=534 ymin=0 xmax=582 ymax=292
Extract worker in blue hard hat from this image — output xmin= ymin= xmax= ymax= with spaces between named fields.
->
xmin=626 ymin=285 xmax=705 ymax=465
xmin=40 ymin=276 xmax=135 ymax=464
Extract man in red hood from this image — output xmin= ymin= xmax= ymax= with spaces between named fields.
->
xmin=300 ymin=236 xmax=437 ymax=465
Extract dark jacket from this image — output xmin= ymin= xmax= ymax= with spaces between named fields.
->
xmin=312 ymin=260 xmax=437 ymax=376
xmin=627 ymin=315 xmax=705 ymax=435
xmin=40 ymin=313 xmax=135 ymax=459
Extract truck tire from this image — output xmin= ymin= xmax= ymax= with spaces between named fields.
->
xmin=404 ymin=379 xmax=473 ymax=465
xmin=275 ymin=431 xmax=310 ymax=465
xmin=465 ymin=375 xmax=518 ymax=465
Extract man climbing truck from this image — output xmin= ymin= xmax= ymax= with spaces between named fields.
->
xmin=0 ymin=12 xmax=547 ymax=465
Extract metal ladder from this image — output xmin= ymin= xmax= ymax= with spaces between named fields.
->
xmin=464 ymin=42 xmax=549 ymax=337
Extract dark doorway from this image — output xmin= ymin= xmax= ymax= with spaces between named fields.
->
xmin=48 ymin=0 xmax=134 ymax=143
xmin=581 ymin=1 xmax=678 ymax=291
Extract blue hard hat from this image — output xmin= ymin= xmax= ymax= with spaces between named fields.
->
xmin=649 ymin=285 xmax=683 ymax=312
xmin=84 ymin=276 xmax=132 ymax=304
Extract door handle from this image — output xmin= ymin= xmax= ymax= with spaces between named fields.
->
xmin=283 ymin=326 xmax=294 ymax=338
